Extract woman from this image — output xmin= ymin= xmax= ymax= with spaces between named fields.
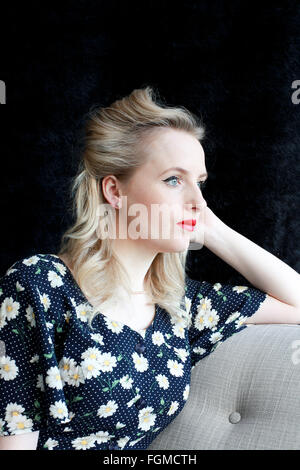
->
xmin=0 ymin=87 xmax=299 ymax=450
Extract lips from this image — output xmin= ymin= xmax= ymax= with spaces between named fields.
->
xmin=176 ymin=219 xmax=197 ymax=232
xmin=177 ymin=219 xmax=197 ymax=226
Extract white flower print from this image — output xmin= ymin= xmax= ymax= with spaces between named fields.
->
xmin=94 ymin=430 xmax=114 ymax=443
xmin=116 ymin=421 xmax=126 ymax=429
xmin=174 ymin=347 xmax=189 ymax=362
xmin=209 ymin=331 xmax=224 ymax=344
xmin=0 ymin=419 xmax=7 ymax=436
xmin=59 ymin=357 xmax=77 ymax=381
xmin=172 ymin=321 xmax=186 ymax=339
xmin=64 ymin=311 xmax=72 ymax=324
xmin=129 ymin=435 xmax=147 ymax=446
xmin=36 ymin=374 xmax=45 ymax=391
xmin=138 ymin=407 xmax=156 ymax=431
xmin=49 ymin=400 xmax=69 ymax=420
xmin=81 ymin=347 xmax=103 ymax=362
xmin=167 ymin=359 xmax=184 ymax=377
xmin=81 ymin=357 xmax=101 ymax=379
xmin=72 ymin=435 xmax=96 ymax=450
xmin=1 ymin=297 xmax=20 ymax=321
xmin=197 ymin=296 xmax=212 ymax=314
xmin=193 ymin=346 xmax=206 ymax=355
xmin=7 ymin=415 xmax=33 ymax=434
xmin=120 ymin=374 xmax=133 ymax=389
xmin=5 ymin=403 xmax=25 ymax=423
xmin=97 ymin=400 xmax=118 ymax=418
xmin=185 ymin=296 xmax=192 ymax=315
xmin=30 ymin=354 xmax=39 ymax=363
xmin=152 ymin=331 xmax=164 ymax=346
xmin=0 ymin=356 xmax=19 ymax=381
xmin=183 ymin=384 xmax=190 ymax=401
xmin=47 ymin=270 xmax=64 ymax=288
xmin=67 ymin=412 xmax=75 ymax=422
xmin=75 ymin=303 xmax=92 ymax=323
xmin=52 ymin=261 xmax=67 ymax=277
xmin=156 ymin=374 xmax=169 ymax=390
xmin=235 ymin=315 xmax=249 ymax=328
xmin=44 ymin=438 xmax=59 ymax=450
xmin=213 ymin=283 xmax=222 ymax=291
xmin=46 ymin=322 xmax=54 ymax=329
xmin=63 ymin=427 xmax=73 ymax=432
xmin=16 ymin=281 xmax=25 ymax=292
xmin=126 ymin=392 xmax=141 ymax=408
xmin=39 ymin=293 xmax=51 ymax=312
xmin=132 ymin=352 xmax=149 ymax=372
xmin=45 ymin=366 xmax=64 ymax=389
xmin=193 ymin=311 xmax=206 ymax=332
xmin=118 ymin=436 xmax=130 ymax=449
xmin=167 ymin=401 xmax=179 ymax=416
xmin=0 ymin=313 xmax=7 ymax=329
xmin=233 ymin=285 xmax=248 ymax=293
xmin=70 ymin=297 xmax=77 ymax=307
xmin=202 ymin=309 xmax=219 ymax=330
xmin=5 ymin=267 xmax=18 ymax=276
xmin=65 ymin=363 xmax=85 ymax=387
xmin=22 ymin=255 xmax=39 ymax=266
xmin=104 ymin=317 xmax=124 ymax=334
xmin=99 ymin=352 xmax=117 ymax=373
xmin=225 ymin=311 xmax=241 ymax=324
xmin=25 ymin=305 xmax=36 ymax=327
xmin=91 ymin=333 xmax=104 ymax=345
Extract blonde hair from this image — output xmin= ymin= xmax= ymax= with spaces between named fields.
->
xmin=57 ymin=86 xmax=206 ymax=329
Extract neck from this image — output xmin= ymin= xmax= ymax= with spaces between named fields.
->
xmin=112 ymin=239 xmax=157 ymax=291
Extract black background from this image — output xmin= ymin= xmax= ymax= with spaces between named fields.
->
xmin=0 ymin=0 xmax=299 ymax=284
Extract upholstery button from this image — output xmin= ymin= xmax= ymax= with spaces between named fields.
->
xmin=135 ymin=397 xmax=147 ymax=409
xmin=135 ymin=342 xmax=146 ymax=354
xmin=228 ymin=411 xmax=241 ymax=424
xmin=108 ymin=440 xmax=120 ymax=450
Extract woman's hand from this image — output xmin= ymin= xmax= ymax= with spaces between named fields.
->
xmin=189 ymin=205 xmax=227 ymax=249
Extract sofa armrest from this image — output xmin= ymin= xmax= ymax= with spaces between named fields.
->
xmin=148 ymin=324 xmax=300 ymax=450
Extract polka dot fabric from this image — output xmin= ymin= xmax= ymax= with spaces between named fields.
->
xmin=0 ymin=253 xmax=267 ymax=450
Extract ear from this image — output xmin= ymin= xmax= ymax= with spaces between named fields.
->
xmin=101 ymin=175 xmax=122 ymax=207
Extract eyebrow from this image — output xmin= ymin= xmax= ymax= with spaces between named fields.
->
xmin=159 ymin=167 xmax=208 ymax=179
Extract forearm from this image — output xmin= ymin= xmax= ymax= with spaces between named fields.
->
xmin=204 ymin=217 xmax=300 ymax=309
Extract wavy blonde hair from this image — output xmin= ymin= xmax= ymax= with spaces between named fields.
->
xmin=57 ymin=86 xmax=206 ymax=329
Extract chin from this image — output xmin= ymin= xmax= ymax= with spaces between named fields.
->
xmin=156 ymin=238 xmax=190 ymax=253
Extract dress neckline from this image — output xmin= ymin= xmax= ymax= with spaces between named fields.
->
xmin=51 ymin=253 xmax=158 ymax=339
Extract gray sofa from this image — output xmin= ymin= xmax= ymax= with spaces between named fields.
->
xmin=147 ymin=324 xmax=300 ymax=450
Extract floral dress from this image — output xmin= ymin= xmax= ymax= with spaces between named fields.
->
xmin=0 ymin=253 xmax=267 ymax=450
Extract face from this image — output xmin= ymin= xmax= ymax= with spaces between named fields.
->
xmin=102 ymin=128 xmax=208 ymax=253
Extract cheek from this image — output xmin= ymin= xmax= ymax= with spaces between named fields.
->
xmin=127 ymin=182 xmax=166 ymax=209
xmin=125 ymin=184 xmax=183 ymax=229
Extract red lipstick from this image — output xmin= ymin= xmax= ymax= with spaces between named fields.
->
xmin=176 ymin=219 xmax=197 ymax=231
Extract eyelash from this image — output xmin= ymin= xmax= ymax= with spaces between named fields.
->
xmin=163 ymin=175 xmax=207 ymax=190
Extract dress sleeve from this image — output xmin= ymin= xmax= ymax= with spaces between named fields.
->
xmin=0 ymin=259 xmax=71 ymax=436
xmin=187 ymin=279 xmax=267 ymax=368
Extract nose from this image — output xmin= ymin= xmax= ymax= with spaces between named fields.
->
xmin=183 ymin=186 xmax=207 ymax=218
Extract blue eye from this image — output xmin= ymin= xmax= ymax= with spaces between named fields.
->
xmin=163 ymin=176 xmax=207 ymax=191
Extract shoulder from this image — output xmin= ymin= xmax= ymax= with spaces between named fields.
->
xmin=184 ymin=273 xmax=267 ymax=323
xmin=2 ymin=253 xmax=67 ymax=285
xmin=0 ymin=253 xmax=68 ymax=329
xmin=0 ymin=253 xmax=69 ymax=320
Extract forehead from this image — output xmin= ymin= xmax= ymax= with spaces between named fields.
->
xmin=141 ymin=128 xmax=206 ymax=174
